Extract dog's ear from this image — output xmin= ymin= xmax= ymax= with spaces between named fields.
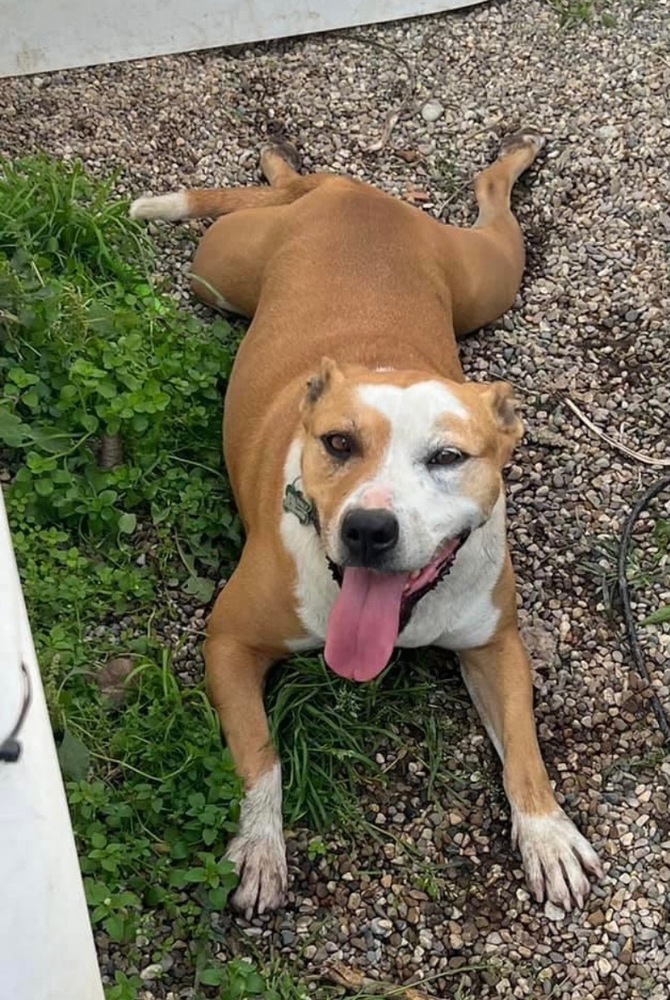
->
xmin=301 ymin=357 xmax=344 ymax=416
xmin=482 ymin=382 xmax=524 ymax=457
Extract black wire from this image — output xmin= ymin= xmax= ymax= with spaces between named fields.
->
xmin=0 ymin=662 xmax=32 ymax=763
xmin=617 ymin=474 xmax=670 ymax=744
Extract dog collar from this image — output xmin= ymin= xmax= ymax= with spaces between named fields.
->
xmin=283 ymin=482 xmax=318 ymax=528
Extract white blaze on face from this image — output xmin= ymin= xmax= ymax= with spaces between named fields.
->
xmin=360 ymin=380 xmax=468 ymax=422
xmin=359 ymin=484 xmax=393 ymax=510
xmin=345 ymin=381 xmax=483 ymax=569
xmin=322 ymin=379 xmax=494 ymax=685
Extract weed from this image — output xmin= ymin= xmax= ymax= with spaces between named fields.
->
xmin=268 ymin=651 xmax=467 ymax=829
xmin=578 ymin=534 xmax=661 ymax=615
xmin=543 ymin=0 xmax=618 ymax=27
xmin=106 ymin=972 xmax=144 ymax=1000
xmin=66 ymin=657 xmax=242 ymax=944
xmin=643 ymin=517 xmax=670 ymax=625
xmin=306 ymin=835 xmax=331 ymax=862
xmin=431 ymin=154 xmax=461 ymax=197
xmin=198 ymin=957 xmax=309 ymax=999
xmin=603 ymin=748 xmax=668 ymax=786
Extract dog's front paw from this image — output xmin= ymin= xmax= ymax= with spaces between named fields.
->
xmin=226 ymin=831 xmax=288 ymax=918
xmin=513 ymin=809 xmax=603 ymax=911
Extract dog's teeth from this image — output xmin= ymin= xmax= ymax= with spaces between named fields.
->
xmin=410 ymin=570 xmax=421 ymax=580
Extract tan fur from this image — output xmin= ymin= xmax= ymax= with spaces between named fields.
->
xmin=301 ymin=380 xmax=392 ymax=536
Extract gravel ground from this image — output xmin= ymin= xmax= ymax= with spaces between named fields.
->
xmin=3 ymin=1 xmax=670 ymax=997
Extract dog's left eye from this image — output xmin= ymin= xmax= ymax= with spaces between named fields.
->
xmin=427 ymin=447 xmax=464 ymax=468
xmin=322 ymin=433 xmax=355 ymax=459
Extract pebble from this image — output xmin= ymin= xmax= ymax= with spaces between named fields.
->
xmin=544 ymin=902 xmax=567 ymax=922
xmin=370 ymin=918 xmax=394 ymax=939
xmin=139 ymin=965 xmax=163 ymax=982
xmin=421 ymin=99 xmax=445 ymax=123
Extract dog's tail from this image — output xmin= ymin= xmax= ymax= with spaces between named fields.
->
xmin=130 ymin=180 xmax=316 ymax=222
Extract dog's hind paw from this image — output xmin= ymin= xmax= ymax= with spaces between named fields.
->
xmin=129 ymin=192 xmax=189 ymax=221
xmin=226 ymin=831 xmax=288 ymax=917
xmin=499 ymin=130 xmax=547 ymax=159
xmin=513 ymin=809 xmax=603 ymax=911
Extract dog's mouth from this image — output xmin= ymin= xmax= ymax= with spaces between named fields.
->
xmin=325 ymin=531 xmax=469 ymax=683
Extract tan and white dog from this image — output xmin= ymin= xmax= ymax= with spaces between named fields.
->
xmin=131 ymin=133 xmax=602 ymax=917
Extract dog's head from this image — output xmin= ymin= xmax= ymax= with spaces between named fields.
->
xmin=299 ymin=358 xmax=523 ymax=682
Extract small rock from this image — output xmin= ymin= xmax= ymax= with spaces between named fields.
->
xmin=544 ymin=901 xmax=566 ymax=922
xmin=370 ymin=917 xmax=393 ymax=939
xmin=97 ymin=656 xmax=136 ymax=706
xmin=421 ymin=99 xmax=444 ymax=123
xmin=597 ymin=124 xmax=619 ymax=140
xmin=620 ymin=938 xmax=635 ymax=965
xmin=419 ymin=929 xmax=434 ymax=949
xmin=140 ymin=964 xmax=163 ymax=982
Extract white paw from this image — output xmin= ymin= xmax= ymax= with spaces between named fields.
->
xmin=513 ymin=809 xmax=603 ymax=911
xmin=500 ymin=130 xmax=547 ymax=158
xmin=226 ymin=830 xmax=288 ymax=917
xmin=225 ymin=763 xmax=287 ymax=917
xmin=129 ymin=192 xmax=188 ymax=221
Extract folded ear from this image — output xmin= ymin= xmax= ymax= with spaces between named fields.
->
xmin=301 ymin=357 xmax=345 ymax=418
xmin=483 ymin=381 xmax=524 ymax=457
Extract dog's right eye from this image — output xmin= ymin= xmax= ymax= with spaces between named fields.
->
xmin=322 ymin=433 xmax=355 ymax=459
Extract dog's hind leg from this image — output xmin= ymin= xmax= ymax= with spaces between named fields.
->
xmin=189 ymin=206 xmax=288 ymax=315
xmin=438 ymin=132 xmax=545 ymax=337
xmin=259 ymin=140 xmax=302 ymax=186
xmin=130 ymin=141 xmax=328 ymax=315
xmin=472 ymin=131 xmax=545 ymax=231
xmin=130 ymin=142 xmax=318 ymax=223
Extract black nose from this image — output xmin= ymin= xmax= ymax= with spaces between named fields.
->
xmin=341 ymin=508 xmax=399 ymax=566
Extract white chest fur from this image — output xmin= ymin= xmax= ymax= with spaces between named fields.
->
xmin=280 ymin=440 xmax=506 ymax=654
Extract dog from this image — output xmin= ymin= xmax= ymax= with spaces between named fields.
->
xmin=130 ymin=132 xmax=603 ymax=917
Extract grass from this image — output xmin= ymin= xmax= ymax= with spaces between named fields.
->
xmin=0 ymin=156 xmax=474 ymax=999
xmin=269 ymin=649 xmax=467 ymax=830
xmin=543 ymin=0 xmax=658 ymax=27
xmin=602 ymin=747 xmax=668 ymax=786
xmin=643 ymin=516 xmax=670 ymax=625
xmin=543 ymin=0 xmax=618 ymax=27
xmin=578 ymin=517 xmax=669 ymax=622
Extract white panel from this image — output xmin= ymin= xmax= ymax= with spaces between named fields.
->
xmin=0 ymin=490 xmax=104 ymax=1000
xmin=1 ymin=0 xmax=486 ymax=78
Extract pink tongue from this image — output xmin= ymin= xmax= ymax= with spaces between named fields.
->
xmin=324 ymin=567 xmax=408 ymax=683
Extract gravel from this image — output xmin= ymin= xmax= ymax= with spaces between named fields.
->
xmin=2 ymin=0 xmax=669 ymax=997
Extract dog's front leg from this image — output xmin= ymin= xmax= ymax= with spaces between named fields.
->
xmin=459 ymin=625 xmax=603 ymax=910
xmin=204 ymin=631 xmax=286 ymax=917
